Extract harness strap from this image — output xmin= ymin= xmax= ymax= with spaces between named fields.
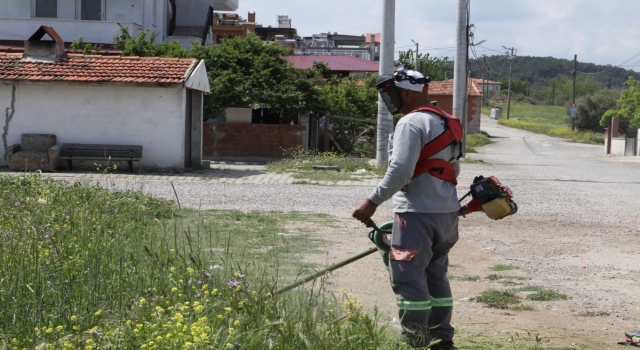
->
xmin=410 ymin=106 xmax=462 ymax=184
xmin=413 ymin=158 xmax=458 ymax=185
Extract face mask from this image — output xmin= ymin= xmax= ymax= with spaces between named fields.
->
xmin=376 ymin=74 xmax=404 ymax=115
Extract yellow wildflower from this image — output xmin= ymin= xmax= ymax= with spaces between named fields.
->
xmin=56 ymin=325 xmax=63 ymax=332
xmin=70 ymin=315 xmax=77 ymax=322
xmin=170 ymin=249 xmax=176 ymax=253
xmin=228 ymin=327 xmax=235 ymax=334
xmin=45 ymin=328 xmax=53 ymax=334
xmin=139 ymin=298 xmax=146 ymax=304
xmin=94 ymin=310 xmax=102 ymax=317
xmin=224 ymin=307 xmax=232 ymax=313
xmin=171 ymin=287 xmax=179 ymax=293
xmin=226 ymin=344 xmax=232 ymax=349
xmin=170 ymin=267 xmax=176 ymax=272
xmin=233 ymin=320 xmax=240 ymax=326
xmin=187 ymin=267 xmax=195 ymax=275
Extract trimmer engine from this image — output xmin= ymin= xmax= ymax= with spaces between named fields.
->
xmin=458 ymin=175 xmax=517 ymax=220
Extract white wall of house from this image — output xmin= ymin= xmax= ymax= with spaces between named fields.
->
xmin=0 ymin=84 xmax=187 ymax=171
xmin=0 ymin=18 xmax=143 ymax=44
xmin=0 ymin=0 xmax=165 ymax=43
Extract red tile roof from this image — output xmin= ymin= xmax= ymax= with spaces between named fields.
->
xmin=284 ymin=55 xmax=379 ymax=72
xmin=0 ymin=53 xmax=197 ymax=85
xmin=471 ymin=77 xmax=501 ymax=85
xmin=429 ymin=79 xmax=483 ymax=97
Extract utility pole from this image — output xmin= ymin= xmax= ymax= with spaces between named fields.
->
xmin=376 ymin=0 xmax=395 ymax=167
xmin=411 ymin=39 xmax=419 ymax=71
xmin=481 ymin=55 xmax=487 ymax=108
xmin=452 ymin=0 xmax=468 ymax=154
xmin=571 ymin=54 xmax=577 ymax=131
xmin=503 ymin=46 xmax=516 ymax=119
xmin=550 ymin=82 xmax=555 ymax=105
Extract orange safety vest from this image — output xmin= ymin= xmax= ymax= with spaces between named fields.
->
xmin=410 ymin=106 xmax=463 ymax=185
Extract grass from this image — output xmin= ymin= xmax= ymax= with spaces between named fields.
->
xmin=488 ymin=264 xmax=519 ymax=271
xmin=266 ymin=148 xmax=385 ymax=183
xmin=482 ymin=102 xmax=604 ymax=144
xmin=0 ymin=174 xmax=570 ymax=349
xmin=517 ymin=286 xmax=568 ymax=301
xmin=448 ymin=274 xmax=481 ymax=282
xmin=475 ymin=289 xmax=521 ymax=309
xmin=465 ymin=131 xmax=494 ymax=153
xmin=0 ymin=174 xmax=400 ymax=349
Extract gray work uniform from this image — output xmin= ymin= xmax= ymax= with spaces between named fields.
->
xmin=369 ymin=110 xmax=460 ymax=348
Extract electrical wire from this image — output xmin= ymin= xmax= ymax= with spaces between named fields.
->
xmin=576 ymin=50 xmax=640 ymax=74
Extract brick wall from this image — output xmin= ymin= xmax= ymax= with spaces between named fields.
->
xmin=203 ymin=123 xmax=306 ymax=161
xmin=429 ymin=95 xmax=481 ymax=133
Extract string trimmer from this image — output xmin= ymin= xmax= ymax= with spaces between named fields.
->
xmin=273 ymin=175 xmax=517 ymax=296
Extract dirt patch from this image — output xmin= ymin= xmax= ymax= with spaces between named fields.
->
xmin=299 ymin=217 xmax=629 ymax=349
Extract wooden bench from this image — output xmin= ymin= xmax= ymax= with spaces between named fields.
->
xmin=59 ymin=144 xmax=143 ymax=172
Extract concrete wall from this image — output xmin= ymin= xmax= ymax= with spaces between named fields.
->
xmin=0 ymin=84 xmax=187 ymax=171
xmin=106 ymin=0 xmax=144 ymax=23
xmin=203 ymin=123 xmax=306 ymax=161
xmin=608 ymin=138 xmax=625 ymax=156
xmin=0 ymin=18 xmax=143 ymax=43
xmin=2 ymin=1 xmax=31 ymax=18
xmin=0 ymin=0 xmax=164 ymax=43
xmin=175 ymin=0 xmax=209 ymax=27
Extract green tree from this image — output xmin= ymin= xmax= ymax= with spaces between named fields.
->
xmin=575 ymin=89 xmax=620 ymax=132
xmin=395 ymin=50 xmax=452 ymax=81
xmin=189 ymin=34 xmax=321 ymax=117
xmin=319 ymin=75 xmax=378 ymax=153
xmin=112 ymin=24 xmax=188 ymax=57
xmin=114 ymin=26 xmax=320 ymax=119
xmin=537 ymin=76 xmax=599 ymax=106
xmin=601 ymin=76 xmax=640 ymax=129
xmin=499 ymin=77 xmax=530 ymax=95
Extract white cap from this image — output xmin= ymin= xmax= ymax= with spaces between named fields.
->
xmin=394 ymin=69 xmax=428 ymax=93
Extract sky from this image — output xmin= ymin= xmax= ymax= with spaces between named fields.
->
xmin=236 ymin=0 xmax=640 ymax=72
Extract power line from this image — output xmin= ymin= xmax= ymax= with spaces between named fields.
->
xmin=576 ymin=50 xmax=640 ymax=75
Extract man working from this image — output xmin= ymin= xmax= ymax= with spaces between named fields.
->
xmin=352 ymin=67 xmax=462 ymax=350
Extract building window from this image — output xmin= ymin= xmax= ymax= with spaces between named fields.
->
xmin=35 ymin=0 xmax=57 ymax=18
xmin=81 ymin=0 xmax=102 ymax=20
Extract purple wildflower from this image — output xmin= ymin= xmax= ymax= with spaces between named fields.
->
xmin=14 ymin=201 xmax=20 ymax=206
xmin=194 ymin=293 xmax=202 ymax=298
xmin=203 ymin=271 xmax=212 ymax=278
xmin=227 ymin=280 xmax=241 ymax=288
xmin=237 ymin=273 xmax=245 ymax=279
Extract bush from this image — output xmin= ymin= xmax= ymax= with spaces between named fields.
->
xmin=575 ymin=89 xmax=621 ymax=132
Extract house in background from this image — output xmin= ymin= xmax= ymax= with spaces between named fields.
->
xmin=284 ymin=55 xmax=379 ymax=77
xmin=471 ymin=78 xmax=501 ymax=93
xmin=296 ymin=32 xmax=380 ymax=61
xmin=0 ymin=26 xmax=210 ymax=172
xmin=429 ymin=79 xmax=483 ymax=133
xmin=0 ymin=0 xmax=239 ymax=48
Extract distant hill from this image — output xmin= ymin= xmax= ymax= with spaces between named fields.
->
xmin=468 ymin=55 xmax=640 ymax=89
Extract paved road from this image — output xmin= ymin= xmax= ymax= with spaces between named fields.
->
xmin=459 ymin=115 xmax=640 ymax=323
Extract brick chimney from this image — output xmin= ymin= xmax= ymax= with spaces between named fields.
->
xmin=23 ymin=26 xmax=65 ymax=62
xmin=248 ymin=12 xmax=256 ymax=23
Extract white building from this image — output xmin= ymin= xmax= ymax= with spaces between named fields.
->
xmin=0 ymin=0 xmax=238 ymax=47
xmin=0 ymin=26 xmax=210 ymax=172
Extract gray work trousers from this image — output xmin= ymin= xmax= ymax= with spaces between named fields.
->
xmin=389 ymin=212 xmax=459 ymax=348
